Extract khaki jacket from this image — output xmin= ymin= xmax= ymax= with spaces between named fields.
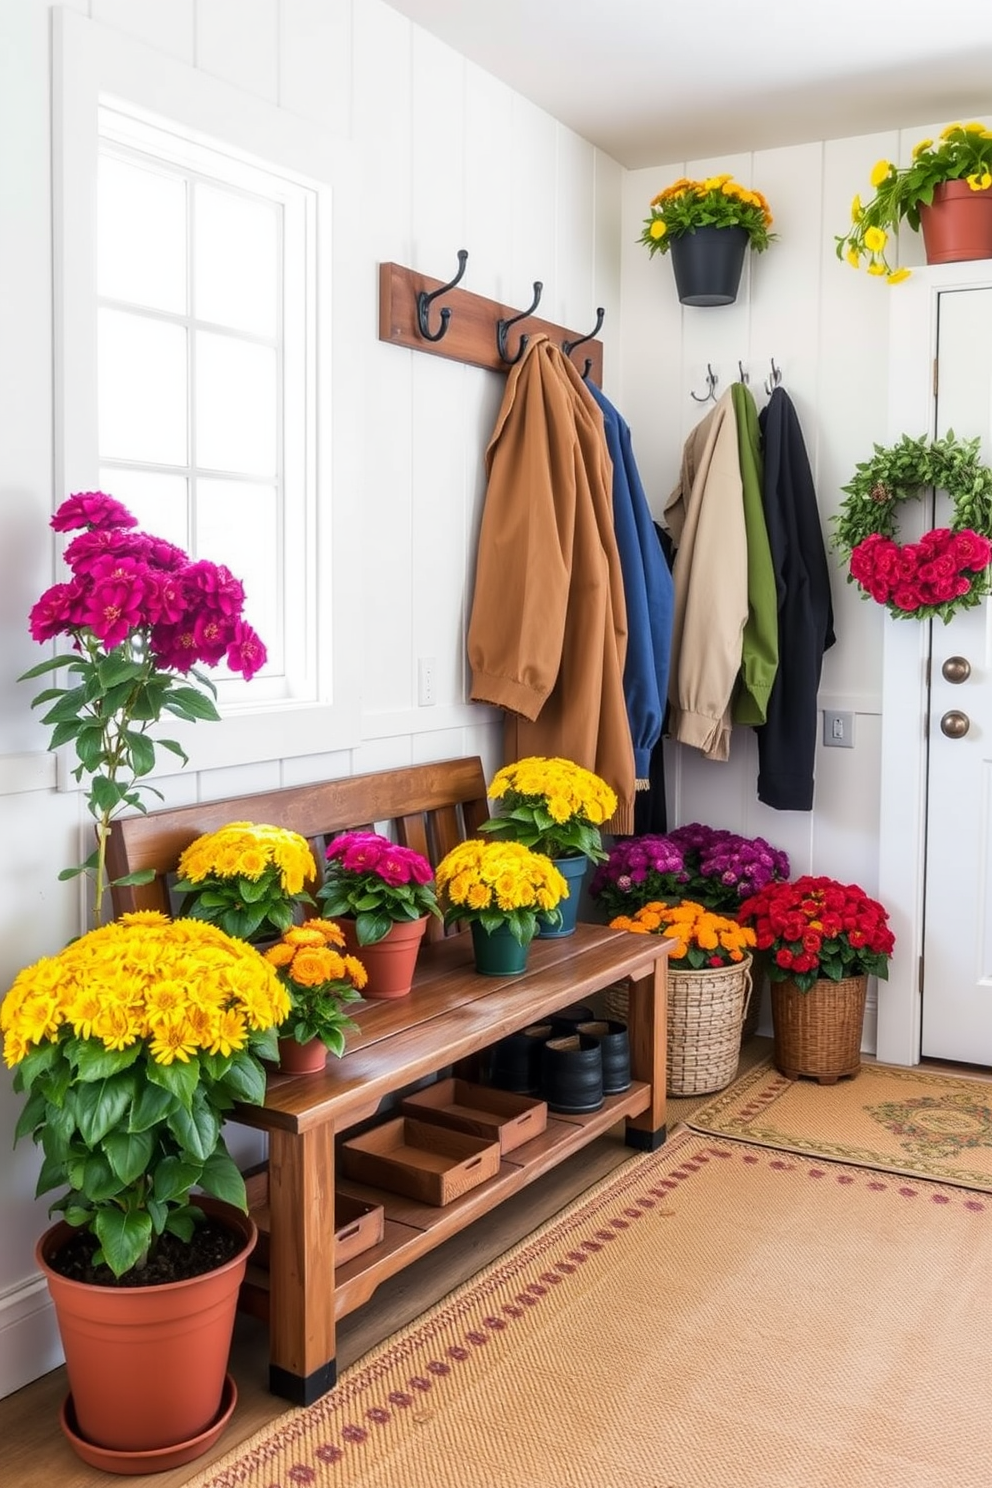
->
xmin=467 ymin=337 xmax=635 ymax=831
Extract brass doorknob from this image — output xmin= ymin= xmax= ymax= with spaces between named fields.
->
xmin=941 ymin=655 xmax=971 ymax=684
xmin=940 ymin=709 xmax=970 ymax=739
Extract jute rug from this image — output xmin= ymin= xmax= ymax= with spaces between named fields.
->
xmin=688 ymin=1057 xmax=992 ymax=1190
xmin=187 ymin=1128 xmax=991 ymax=1488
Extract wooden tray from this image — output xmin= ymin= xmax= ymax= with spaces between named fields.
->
xmin=334 ymin=1194 xmax=385 ymax=1265
xmin=340 ymin=1116 xmax=501 ymax=1206
xmin=400 ymin=1078 xmax=548 ymax=1154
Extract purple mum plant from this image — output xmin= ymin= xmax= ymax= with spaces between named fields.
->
xmin=590 ymin=824 xmax=789 ymax=918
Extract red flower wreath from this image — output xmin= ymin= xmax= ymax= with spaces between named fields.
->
xmin=832 ymin=433 xmax=992 ymax=624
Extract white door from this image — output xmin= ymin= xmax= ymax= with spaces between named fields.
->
xmin=921 ymin=286 xmax=992 ymax=1063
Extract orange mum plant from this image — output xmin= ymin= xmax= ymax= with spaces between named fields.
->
xmin=610 ymin=899 xmax=756 ymax=970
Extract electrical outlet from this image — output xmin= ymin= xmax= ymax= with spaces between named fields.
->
xmin=417 ymin=657 xmax=437 ymax=707
xmin=823 ymin=710 xmax=854 ymax=749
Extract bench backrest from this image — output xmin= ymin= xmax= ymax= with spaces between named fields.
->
xmin=106 ymin=756 xmax=491 ymax=944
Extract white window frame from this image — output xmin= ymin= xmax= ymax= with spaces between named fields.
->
xmin=52 ymin=8 xmax=361 ymax=780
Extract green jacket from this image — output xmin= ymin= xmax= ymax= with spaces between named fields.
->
xmin=731 ymin=383 xmax=778 ymax=725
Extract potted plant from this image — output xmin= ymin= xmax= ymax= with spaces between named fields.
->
xmin=262 ymin=919 xmax=367 ymax=1073
xmin=480 ymin=756 xmax=617 ymax=937
xmin=607 ymin=900 xmax=756 ymax=1096
xmin=173 ymin=821 xmax=317 ymax=942
xmin=589 ymin=825 xmax=789 ymax=919
xmin=0 ymin=912 xmax=290 ymax=1468
xmin=737 ymin=876 xmax=896 ymax=1084
xmin=836 ymin=122 xmax=992 ymax=283
xmin=22 ymin=490 xmax=266 ymax=928
xmin=638 ymin=174 xmax=776 ymax=306
xmin=315 ymin=831 xmax=441 ymax=998
xmin=434 ymin=839 xmax=568 ymax=976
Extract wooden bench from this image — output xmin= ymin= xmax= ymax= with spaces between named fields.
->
xmin=107 ymin=756 xmax=669 ymax=1404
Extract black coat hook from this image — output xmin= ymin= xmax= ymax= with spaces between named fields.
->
xmin=738 ymin=361 xmax=749 ymax=385
xmin=764 ymin=357 xmax=783 ymax=396
xmin=416 ymin=249 xmax=468 ymax=343
xmin=496 ymin=281 xmax=543 ymax=365
xmin=690 ymin=364 xmax=719 ymax=403
xmin=562 ymin=306 xmax=605 ymax=358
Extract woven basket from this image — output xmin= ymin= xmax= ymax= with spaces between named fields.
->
xmin=603 ymin=955 xmax=753 ymax=1097
xmin=770 ymin=974 xmax=867 ymax=1084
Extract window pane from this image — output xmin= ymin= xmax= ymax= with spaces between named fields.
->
xmin=194 ymin=183 xmax=279 ymax=338
xmin=98 ymin=468 xmax=190 ymax=551
xmin=195 ymin=332 xmax=277 ymax=476
xmin=98 ymin=154 xmax=187 ymax=314
xmin=197 ymin=477 xmax=280 ymax=669
xmin=99 ymin=309 xmax=188 ymax=466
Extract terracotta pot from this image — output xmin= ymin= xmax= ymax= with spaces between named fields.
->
xmin=36 ymin=1196 xmax=256 ymax=1465
xmin=340 ymin=914 xmax=428 ymax=998
xmin=277 ymin=1035 xmax=328 ymax=1073
xmin=771 ymin=973 xmax=868 ymax=1085
xmin=920 ymin=179 xmax=992 ymax=265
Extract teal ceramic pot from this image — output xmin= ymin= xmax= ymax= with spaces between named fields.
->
xmin=537 ymin=854 xmax=588 ymax=939
xmin=470 ymin=919 xmax=532 ymax=976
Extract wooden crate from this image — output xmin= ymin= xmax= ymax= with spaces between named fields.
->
xmin=340 ymin=1116 xmax=501 ymax=1206
xmin=400 ymin=1078 xmax=548 ymax=1154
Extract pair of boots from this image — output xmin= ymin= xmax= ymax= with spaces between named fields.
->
xmin=489 ymin=1003 xmax=631 ymax=1115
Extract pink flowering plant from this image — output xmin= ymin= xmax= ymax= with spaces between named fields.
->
xmin=22 ymin=492 xmax=266 ymax=926
xmin=315 ymin=831 xmax=441 ymax=946
xmin=588 ymin=834 xmax=689 ymax=918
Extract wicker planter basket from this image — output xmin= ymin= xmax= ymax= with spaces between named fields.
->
xmin=771 ymin=973 xmax=868 ymax=1085
xmin=604 ymin=955 xmax=752 ymax=1097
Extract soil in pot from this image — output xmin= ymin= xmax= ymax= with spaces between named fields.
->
xmin=48 ymin=1216 xmax=244 ymax=1287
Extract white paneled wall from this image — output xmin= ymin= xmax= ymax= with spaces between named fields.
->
xmin=0 ymin=0 xmax=620 ymax=1396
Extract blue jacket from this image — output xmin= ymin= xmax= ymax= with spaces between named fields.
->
xmin=588 ymin=383 xmax=674 ymax=781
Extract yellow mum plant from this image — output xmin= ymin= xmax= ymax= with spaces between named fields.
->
xmin=435 ymin=839 xmax=568 ymax=944
xmin=0 ymin=912 xmax=290 ymax=1278
xmin=610 ymin=899 xmax=756 ymax=970
xmin=481 ymin=756 xmax=618 ymax=863
xmin=836 ymin=122 xmax=992 ymax=283
xmin=264 ymin=919 xmax=367 ymax=1056
xmin=173 ymin=821 xmax=316 ymax=942
xmin=639 ymin=174 xmax=775 ymax=257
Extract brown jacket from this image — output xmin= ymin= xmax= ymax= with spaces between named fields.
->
xmin=467 ymin=337 xmax=635 ymax=831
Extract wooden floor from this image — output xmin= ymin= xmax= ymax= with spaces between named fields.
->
xmin=10 ymin=1037 xmax=986 ymax=1487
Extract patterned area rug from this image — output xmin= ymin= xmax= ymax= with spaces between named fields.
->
xmin=186 ymin=1128 xmax=991 ymax=1488
xmin=688 ymin=1058 xmax=992 ymax=1190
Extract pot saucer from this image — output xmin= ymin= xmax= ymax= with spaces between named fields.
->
xmin=59 ymin=1373 xmax=238 ymax=1475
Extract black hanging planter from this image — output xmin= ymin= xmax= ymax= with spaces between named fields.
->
xmin=669 ymin=226 xmax=749 ymax=307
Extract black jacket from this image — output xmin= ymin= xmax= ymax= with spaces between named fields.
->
xmin=755 ymin=388 xmax=836 ymax=811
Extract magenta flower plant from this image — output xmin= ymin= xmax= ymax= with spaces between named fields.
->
xmin=590 ymin=824 xmax=790 ymax=919
xmin=22 ymin=491 xmax=266 ymax=926
xmin=315 ymin=830 xmax=441 ymax=946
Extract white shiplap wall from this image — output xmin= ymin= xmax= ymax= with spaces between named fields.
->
xmin=0 ymin=0 xmax=621 ymax=1397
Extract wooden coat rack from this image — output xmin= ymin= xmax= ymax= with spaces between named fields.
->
xmin=378 ymin=250 xmax=604 ymax=385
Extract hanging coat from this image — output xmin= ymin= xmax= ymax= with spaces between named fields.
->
xmin=467 ymin=336 xmax=636 ymax=832
xmin=731 ymin=381 xmax=779 ymax=726
xmin=586 ymin=381 xmax=674 ymax=786
xmin=663 ymin=389 xmax=748 ymax=762
xmin=755 ymin=386 xmax=836 ymax=811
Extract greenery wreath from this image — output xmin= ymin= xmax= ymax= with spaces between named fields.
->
xmin=831 ymin=431 xmax=992 ymax=623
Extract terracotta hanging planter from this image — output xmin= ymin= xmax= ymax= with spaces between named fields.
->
xmin=36 ymin=1195 xmax=256 ymax=1472
xmin=920 ymin=179 xmax=992 ymax=265
xmin=669 ymin=226 xmax=749 ymax=306
xmin=340 ymin=913 xmax=428 ymax=998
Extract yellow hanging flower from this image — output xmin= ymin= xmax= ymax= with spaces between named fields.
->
xmin=870 ymin=159 xmax=892 ymax=187
xmin=886 ymin=267 xmax=912 ymax=285
xmin=863 ymin=225 xmax=887 ymax=253
xmin=650 ymin=219 xmax=667 ymax=240
xmin=967 ymin=172 xmax=992 ymax=191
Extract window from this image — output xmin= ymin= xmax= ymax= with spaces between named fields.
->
xmin=54 ymin=9 xmax=360 ymax=775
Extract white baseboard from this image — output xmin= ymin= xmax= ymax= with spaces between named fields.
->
xmin=0 ymin=1274 xmax=63 ymax=1400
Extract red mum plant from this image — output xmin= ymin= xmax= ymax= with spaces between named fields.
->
xmin=737 ymin=875 xmax=895 ymax=992
xmin=22 ymin=491 xmax=267 ymax=925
